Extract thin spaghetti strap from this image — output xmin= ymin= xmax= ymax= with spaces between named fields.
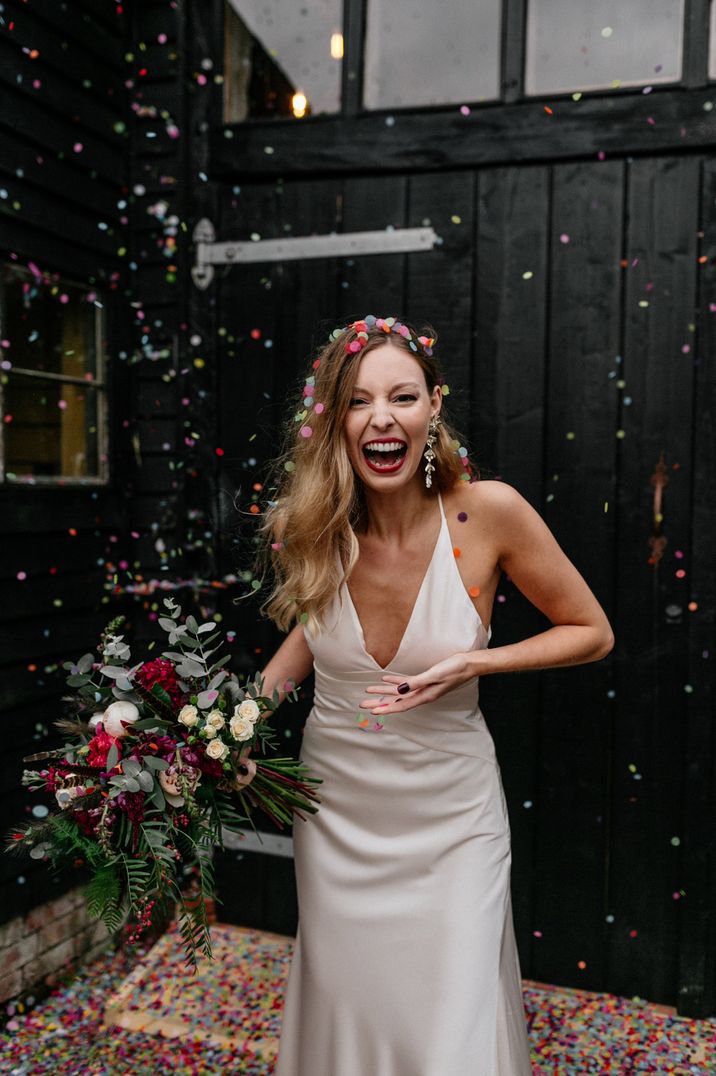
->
xmin=436 ymin=489 xmax=446 ymax=522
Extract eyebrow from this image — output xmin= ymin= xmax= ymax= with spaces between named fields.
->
xmin=351 ymin=381 xmax=422 ymax=394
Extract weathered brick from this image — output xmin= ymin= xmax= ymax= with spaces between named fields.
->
xmin=0 ymin=966 xmax=23 ymax=1004
xmin=2 ymin=932 xmax=39 ymax=970
xmin=0 ymin=916 xmax=25 ymax=947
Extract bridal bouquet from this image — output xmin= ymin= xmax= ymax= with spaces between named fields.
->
xmin=5 ymin=598 xmax=321 ymax=968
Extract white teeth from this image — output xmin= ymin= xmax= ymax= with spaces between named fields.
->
xmin=363 ymin=441 xmax=406 ymax=452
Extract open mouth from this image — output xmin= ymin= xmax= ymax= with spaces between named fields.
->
xmin=362 ymin=440 xmax=408 ymax=472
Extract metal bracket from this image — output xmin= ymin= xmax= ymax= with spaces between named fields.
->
xmin=191 ymin=217 xmax=440 ymax=289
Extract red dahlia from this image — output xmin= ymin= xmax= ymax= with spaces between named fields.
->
xmin=135 ymin=658 xmax=185 ymax=707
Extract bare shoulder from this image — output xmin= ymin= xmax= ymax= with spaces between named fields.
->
xmin=445 ymin=479 xmax=535 ymax=528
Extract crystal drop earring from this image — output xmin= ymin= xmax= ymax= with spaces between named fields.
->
xmin=423 ymin=415 xmax=440 ymax=489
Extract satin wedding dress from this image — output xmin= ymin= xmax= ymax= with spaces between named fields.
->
xmin=274 ymin=491 xmax=533 ymax=1075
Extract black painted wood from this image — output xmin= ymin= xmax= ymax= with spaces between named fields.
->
xmin=531 ymin=160 xmax=623 ymax=993
xmin=212 ymin=89 xmax=716 ymax=179
xmin=605 ymin=156 xmax=701 ymax=1006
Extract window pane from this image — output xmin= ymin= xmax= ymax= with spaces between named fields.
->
xmin=3 ymin=376 xmax=100 ymax=479
xmin=224 ymin=0 xmax=342 ymax=121
xmin=364 ymin=0 xmax=501 ymax=109
xmin=525 ymin=0 xmax=684 ymax=96
xmin=1 ymin=264 xmax=99 ymax=381
xmin=0 ymin=265 xmax=106 ymax=483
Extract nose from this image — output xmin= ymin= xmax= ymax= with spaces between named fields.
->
xmin=369 ymin=397 xmax=396 ymax=431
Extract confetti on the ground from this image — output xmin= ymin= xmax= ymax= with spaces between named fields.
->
xmin=1 ymin=922 xmax=714 ymax=1074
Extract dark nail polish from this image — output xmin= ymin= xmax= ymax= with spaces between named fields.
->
xmin=238 ymin=765 xmax=249 ymax=775
xmin=397 ymin=682 xmax=410 ymax=694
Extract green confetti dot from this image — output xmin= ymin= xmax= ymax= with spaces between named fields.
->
xmin=284 ymin=460 xmax=295 ymax=472
xmin=298 ymin=612 xmax=308 ymax=624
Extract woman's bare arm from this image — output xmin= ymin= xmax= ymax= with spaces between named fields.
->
xmin=259 ymin=623 xmax=314 ymax=706
xmin=466 ymin=481 xmax=614 ymax=676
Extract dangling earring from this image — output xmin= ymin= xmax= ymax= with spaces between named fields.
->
xmin=424 ymin=415 xmax=440 ymax=489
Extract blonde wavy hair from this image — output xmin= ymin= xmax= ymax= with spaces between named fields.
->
xmin=255 ymin=316 xmax=475 ymax=634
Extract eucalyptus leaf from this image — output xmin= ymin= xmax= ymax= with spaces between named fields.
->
xmin=100 ymin=666 xmax=128 ymax=680
xmin=122 ymin=758 xmax=141 ymax=777
xmin=177 ymin=659 xmax=206 ymax=678
xmin=197 ymin=689 xmax=219 ymax=709
xmin=116 ymin=677 xmax=133 ymax=693
xmin=185 ymin=615 xmax=199 ymax=633
xmin=123 ymin=777 xmax=140 ymax=793
xmin=197 ymin=622 xmax=217 ymax=634
xmin=162 ymin=651 xmax=187 ymax=662
xmin=137 ymin=771 xmax=154 ymax=793
xmin=150 ymin=784 xmax=166 ymax=810
xmin=158 ymin=617 xmax=177 ymax=631
xmin=209 ymin=654 xmax=232 ymax=673
xmin=132 ymin=717 xmax=170 ymax=731
xmin=77 ymin=653 xmax=95 ymax=674
xmin=66 ymin=675 xmax=90 ymax=688
xmin=106 ymin=743 xmax=119 ymax=770
xmin=143 ymin=756 xmax=170 ymax=771
xmin=207 ymin=670 xmax=228 ymax=691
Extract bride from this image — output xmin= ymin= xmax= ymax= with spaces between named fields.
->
xmin=254 ymin=314 xmax=613 ymax=1076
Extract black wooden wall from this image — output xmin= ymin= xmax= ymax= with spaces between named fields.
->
xmin=1 ymin=0 xmax=714 ymax=1020
xmin=0 ymin=0 xmax=135 ymax=920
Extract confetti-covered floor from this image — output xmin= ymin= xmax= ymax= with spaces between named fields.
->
xmin=1 ymin=921 xmax=714 ymax=1075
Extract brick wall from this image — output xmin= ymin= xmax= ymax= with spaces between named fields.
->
xmin=0 ymin=888 xmax=111 ymax=1004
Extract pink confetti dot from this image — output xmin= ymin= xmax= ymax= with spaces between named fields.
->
xmin=314 ymin=402 xmax=325 ymax=414
xmin=560 ymin=233 xmax=570 ymax=244
xmin=300 ymin=426 xmax=313 ymax=438
xmin=73 ymin=142 xmax=83 ymax=153
xmin=57 ymin=399 xmax=68 ymax=410
xmin=16 ymin=571 xmax=27 ymax=581
xmin=460 ymin=105 xmax=471 ymax=115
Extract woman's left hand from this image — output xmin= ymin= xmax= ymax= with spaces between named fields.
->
xmin=359 ymin=652 xmax=475 ymax=715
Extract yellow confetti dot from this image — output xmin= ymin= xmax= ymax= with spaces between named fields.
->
xmin=522 ymin=270 xmax=533 ymax=280
xmin=616 ymin=429 xmax=626 ymax=439
xmin=193 ymin=358 xmax=205 ymax=368
xmin=451 ymin=215 xmax=462 ymax=224
xmin=566 ymin=431 xmax=575 ymax=440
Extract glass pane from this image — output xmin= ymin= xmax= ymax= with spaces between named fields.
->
xmin=0 ymin=264 xmax=105 ymax=482
xmin=363 ymin=0 xmax=501 ymax=109
xmin=0 ymin=264 xmax=99 ymax=381
xmin=710 ymin=0 xmax=716 ymax=79
xmin=223 ymin=0 xmax=343 ymax=121
xmin=3 ymin=376 xmax=100 ymax=479
xmin=525 ymin=0 xmax=684 ymax=96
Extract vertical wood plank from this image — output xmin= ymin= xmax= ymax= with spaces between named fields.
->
xmin=675 ymin=156 xmax=716 ymax=1017
xmin=531 ymin=159 xmax=624 ymax=992
xmin=606 ymin=156 xmax=700 ymax=1005
xmin=473 ymin=165 xmax=551 ymax=968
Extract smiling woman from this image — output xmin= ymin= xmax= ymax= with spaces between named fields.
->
xmin=254 ymin=313 xmax=612 ymax=1076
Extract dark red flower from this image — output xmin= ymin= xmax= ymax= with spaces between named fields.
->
xmin=135 ymin=658 xmax=185 ymax=708
xmin=86 ymin=728 xmax=117 ymax=769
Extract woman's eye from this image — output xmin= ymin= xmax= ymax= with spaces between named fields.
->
xmin=396 ymin=394 xmax=417 ymax=402
xmin=349 ymin=398 xmax=366 ymax=407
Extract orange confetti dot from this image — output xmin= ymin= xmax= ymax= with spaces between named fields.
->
xmin=544 ymin=105 xmax=553 ymax=115
xmin=27 ymin=664 xmax=37 ymax=672
xmin=68 ymin=527 xmax=77 ymax=536
xmin=688 ymin=601 xmax=698 ymax=611
xmin=698 ymin=255 xmax=708 ymax=264
xmin=453 ymin=546 xmax=461 ymax=558
xmin=468 ymin=585 xmax=481 ymax=598
xmin=29 ymin=49 xmax=39 ymax=60
xmin=249 ymin=504 xmax=260 ymax=514
xmin=577 ymin=960 xmax=587 ymax=969
xmin=253 ymin=482 xmax=263 ymax=491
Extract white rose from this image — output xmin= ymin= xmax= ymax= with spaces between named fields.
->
xmin=205 ymin=709 xmax=226 ymax=732
xmin=203 ymin=724 xmax=217 ymax=739
xmin=236 ymin=699 xmax=261 ymax=723
xmin=229 ymin=716 xmax=255 ymax=742
xmin=178 ymin=704 xmax=199 ymax=728
xmin=88 ymin=714 xmax=104 ymax=729
xmin=102 ymin=701 xmax=140 ymax=739
xmin=205 ymin=738 xmax=229 ymax=761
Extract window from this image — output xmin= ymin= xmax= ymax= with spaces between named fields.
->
xmin=363 ymin=0 xmax=501 ymax=109
xmin=0 ymin=264 xmax=108 ymax=484
xmin=223 ymin=0 xmax=343 ymax=121
xmin=525 ymin=0 xmax=684 ymax=96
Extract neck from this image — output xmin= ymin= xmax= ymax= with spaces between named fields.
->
xmin=357 ymin=477 xmax=438 ymax=544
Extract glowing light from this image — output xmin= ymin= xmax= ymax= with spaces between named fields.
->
xmin=331 ymin=33 xmax=344 ymax=59
xmin=292 ymin=92 xmax=308 ymax=118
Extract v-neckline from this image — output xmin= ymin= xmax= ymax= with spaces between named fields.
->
xmin=344 ymin=493 xmax=445 ymax=671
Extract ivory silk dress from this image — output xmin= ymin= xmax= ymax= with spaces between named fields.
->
xmin=274 ymin=491 xmax=533 ymax=1076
